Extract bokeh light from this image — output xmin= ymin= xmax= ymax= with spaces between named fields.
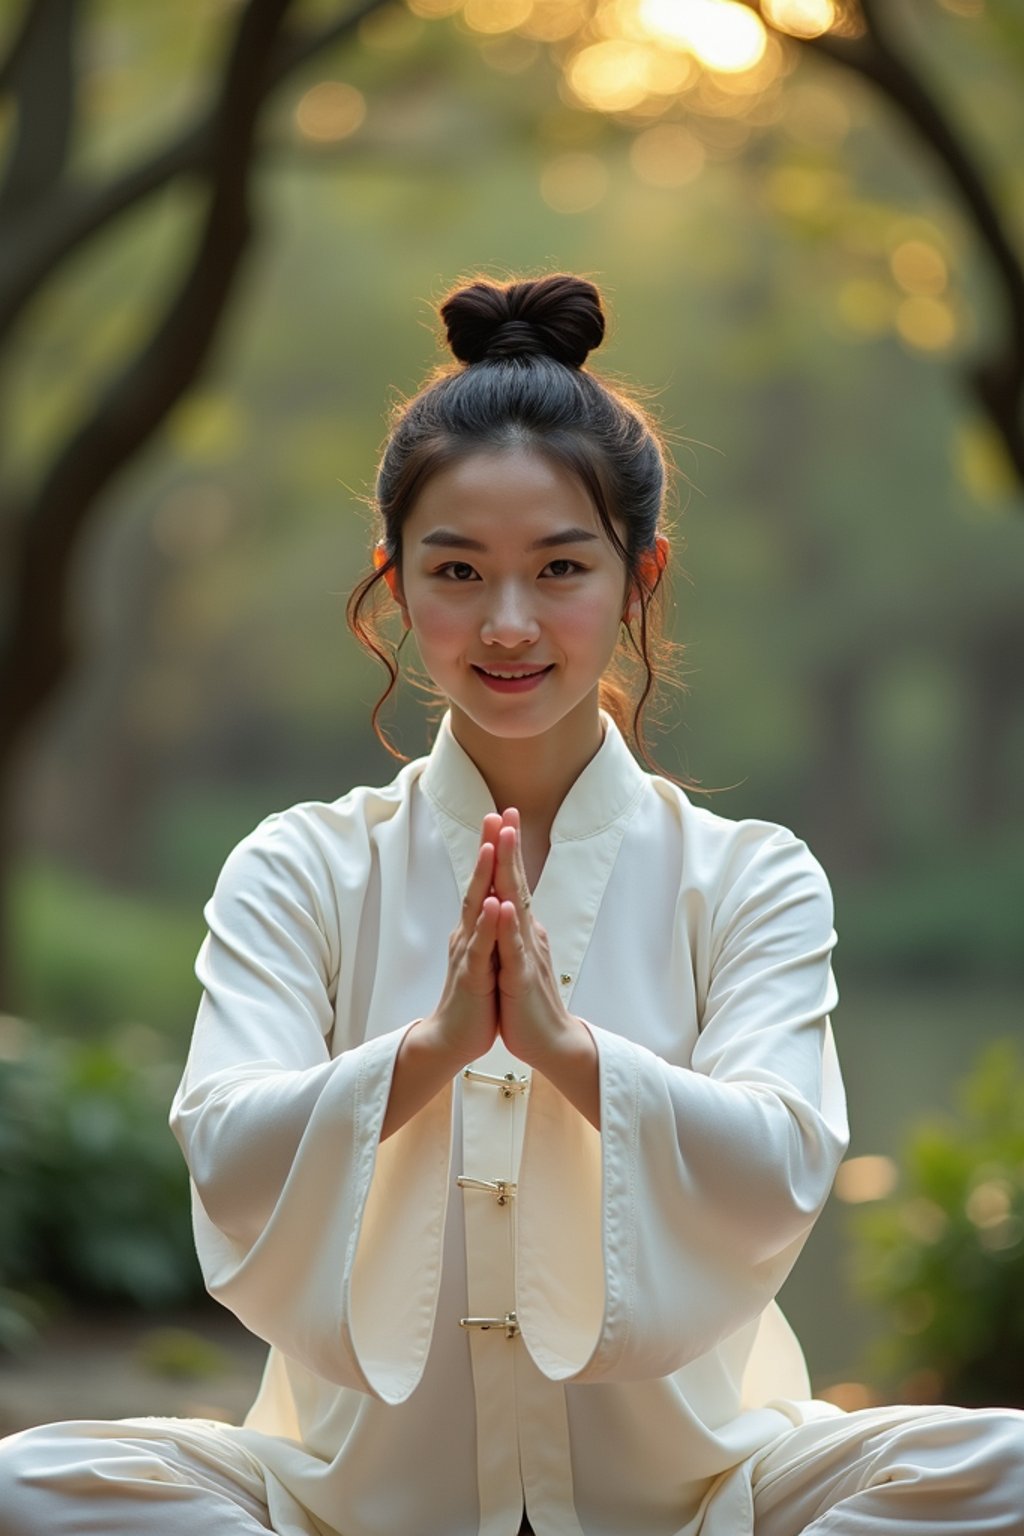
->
xmin=637 ymin=0 xmax=768 ymax=74
xmin=463 ymin=0 xmax=534 ymax=34
xmin=895 ymin=294 xmax=957 ymax=351
xmin=890 ymin=239 xmax=948 ymax=297
xmin=294 ymin=81 xmax=366 ymax=143
xmin=520 ymin=0 xmax=588 ymax=42
xmin=763 ymin=0 xmax=836 ymax=39
xmin=965 ymin=1178 xmax=1014 ymax=1228
xmin=833 ymin=1154 xmax=899 ymax=1203
xmin=567 ymin=39 xmax=660 ymax=111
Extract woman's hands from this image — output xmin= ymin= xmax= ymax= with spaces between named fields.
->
xmin=382 ymin=822 xmax=502 ymax=1140
xmin=384 ymin=809 xmax=599 ymax=1140
xmin=427 ymin=820 xmax=503 ymax=1064
xmin=489 ymin=809 xmax=601 ymax=1129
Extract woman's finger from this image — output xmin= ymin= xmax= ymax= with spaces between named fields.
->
xmin=461 ymin=839 xmax=496 ymax=926
xmin=496 ymin=899 xmax=529 ymax=982
xmin=481 ymin=811 xmax=504 ymax=850
xmin=495 ymin=824 xmax=532 ymax=913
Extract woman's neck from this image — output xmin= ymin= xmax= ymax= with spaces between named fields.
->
xmin=450 ymin=697 xmax=605 ymax=839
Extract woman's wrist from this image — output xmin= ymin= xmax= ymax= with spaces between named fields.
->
xmin=529 ymin=1015 xmax=601 ymax=1130
xmin=380 ymin=1015 xmax=468 ymax=1142
xmin=407 ymin=1013 xmax=474 ymax=1075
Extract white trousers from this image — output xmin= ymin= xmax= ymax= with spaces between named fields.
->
xmin=1 ymin=1403 xmax=1023 ymax=1535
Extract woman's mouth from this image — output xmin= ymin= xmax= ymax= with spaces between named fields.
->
xmin=472 ymin=664 xmax=554 ymax=693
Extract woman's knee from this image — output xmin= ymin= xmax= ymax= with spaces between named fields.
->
xmin=0 ymin=1422 xmax=77 ymax=1534
xmin=884 ymin=1405 xmax=1024 ymax=1525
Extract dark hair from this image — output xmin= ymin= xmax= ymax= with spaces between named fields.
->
xmin=347 ymin=272 xmax=692 ymax=779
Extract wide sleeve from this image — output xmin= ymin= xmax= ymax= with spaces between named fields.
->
xmin=168 ymin=808 xmax=453 ymax=1405
xmin=514 ymin=824 xmax=848 ymax=1384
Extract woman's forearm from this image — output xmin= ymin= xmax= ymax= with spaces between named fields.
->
xmin=380 ymin=1016 xmax=467 ymax=1141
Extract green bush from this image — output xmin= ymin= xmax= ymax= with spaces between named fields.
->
xmin=852 ymin=1039 xmax=1024 ymax=1405
xmin=0 ymin=1016 xmax=203 ymax=1349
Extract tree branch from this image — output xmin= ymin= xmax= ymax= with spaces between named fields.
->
xmin=750 ymin=2 xmax=1024 ymax=482
xmin=0 ymin=0 xmax=78 ymax=220
xmin=0 ymin=0 xmax=390 ymax=352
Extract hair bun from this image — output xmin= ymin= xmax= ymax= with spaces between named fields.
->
xmin=440 ymin=274 xmax=605 ymax=369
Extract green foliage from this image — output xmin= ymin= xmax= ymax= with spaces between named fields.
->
xmin=853 ymin=1040 xmax=1024 ymax=1405
xmin=12 ymin=863 xmax=203 ymax=1039
xmin=0 ymin=1017 xmax=202 ymax=1350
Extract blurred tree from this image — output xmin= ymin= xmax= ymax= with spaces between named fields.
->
xmin=0 ymin=0 xmax=389 ymax=1005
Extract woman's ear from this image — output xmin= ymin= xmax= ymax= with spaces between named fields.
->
xmin=374 ymin=543 xmax=411 ymax=629
xmin=623 ymin=535 xmax=669 ymax=623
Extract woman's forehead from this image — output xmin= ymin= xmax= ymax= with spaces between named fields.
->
xmin=406 ymin=447 xmax=613 ymax=545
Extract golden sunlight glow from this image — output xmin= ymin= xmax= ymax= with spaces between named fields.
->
xmin=703 ymin=31 xmax=785 ymax=95
xmin=763 ymin=0 xmax=836 ymax=39
xmin=833 ymin=1155 xmax=898 ymax=1204
xmin=520 ymin=0 xmax=588 ymax=41
xmin=630 ymin=122 xmax=706 ymax=185
xmin=295 ymin=82 xmax=366 ymax=142
xmin=643 ymin=49 xmax=698 ymax=95
xmin=890 ymin=239 xmax=948 ymax=297
xmin=567 ymin=40 xmax=660 ymax=112
xmin=637 ymin=0 xmax=768 ymax=73
xmin=539 ymin=151 xmax=610 ymax=212
xmin=895 ymin=294 xmax=957 ymax=351
xmin=463 ymin=0 xmax=534 ymax=33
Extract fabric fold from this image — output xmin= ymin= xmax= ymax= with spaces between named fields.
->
xmin=169 ymin=818 xmax=454 ymax=1405
xmin=515 ymin=828 xmax=848 ymax=1387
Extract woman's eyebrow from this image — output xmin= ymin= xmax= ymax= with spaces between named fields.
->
xmin=420 ymin=527 xmax=601 ymax=551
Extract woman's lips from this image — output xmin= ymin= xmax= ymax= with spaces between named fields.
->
xmin=472 ymin=664 xmax=554 ymax=693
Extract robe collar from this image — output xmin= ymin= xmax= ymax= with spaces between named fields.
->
xmin=420 ymin=708 xmax=647 ymax=843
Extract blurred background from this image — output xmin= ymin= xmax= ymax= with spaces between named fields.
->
xmin=1 ymin=0 xmax=1022 ymax=1431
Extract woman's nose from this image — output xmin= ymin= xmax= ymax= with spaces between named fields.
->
xmin=480 ymin=582 xmax=541 ymax=647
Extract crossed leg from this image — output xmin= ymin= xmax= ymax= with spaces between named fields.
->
xmin=751 ymin=1402 xmax=1024 ymax=1535
xmin=0 ymin=1416 xmax=281 ymax=1535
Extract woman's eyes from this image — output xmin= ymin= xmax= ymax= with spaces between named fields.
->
xmin=434 ymin=559 xmax=584 ymax=581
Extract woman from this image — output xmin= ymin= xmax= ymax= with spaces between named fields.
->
xmin=1 ymin=273 xmax=1021 ymax=1534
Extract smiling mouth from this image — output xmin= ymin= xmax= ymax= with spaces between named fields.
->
xmin=472 ymin=664 xmax=553 ymax=680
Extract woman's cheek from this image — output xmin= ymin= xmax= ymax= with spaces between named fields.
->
xmin=409 ymin=594 xmax=470 ymax=650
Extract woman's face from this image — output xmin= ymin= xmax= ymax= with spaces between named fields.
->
xmin=391 ymin=446 xmax=633 ymax=745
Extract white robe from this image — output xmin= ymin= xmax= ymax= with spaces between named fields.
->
xmin=168 ymin=710 xmax=850 ymax=1536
